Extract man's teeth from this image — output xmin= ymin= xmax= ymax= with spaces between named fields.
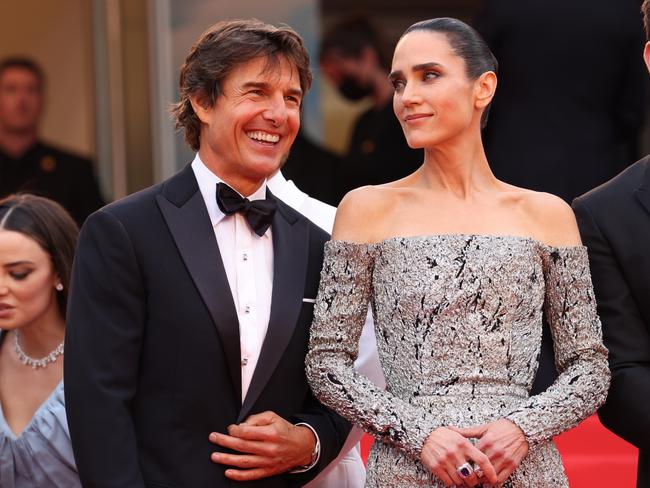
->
xmin=246 ymin=131 xmax=280 ymax=143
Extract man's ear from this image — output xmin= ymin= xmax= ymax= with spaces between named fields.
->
xmin=644 ymin=41 xmax=650 ymax=75
xmin=474 ymin=71 xmax=497 ymax=111
xmin=189 ymin=93 xmax=212 ymax=123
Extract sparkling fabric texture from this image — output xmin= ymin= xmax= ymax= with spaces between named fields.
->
xmin=306 ymin=235 xmax=610 ymax=487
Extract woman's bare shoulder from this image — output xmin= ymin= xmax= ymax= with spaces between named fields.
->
xmin=332 ymin=186 xmax=398 ymax=243
xmin=513 ymin=189 xmax=582 ymax=247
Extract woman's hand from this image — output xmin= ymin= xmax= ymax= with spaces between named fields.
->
xmin=450 ymin=419 xmax=529 ymax=484
xmin=420 ymin=427 xmax=498 ymax=487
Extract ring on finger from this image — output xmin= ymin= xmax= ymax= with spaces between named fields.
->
xmin=456 ymin=462 xmax=474 ymax=479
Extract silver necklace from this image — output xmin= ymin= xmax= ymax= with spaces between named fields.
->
xmin=13 ymin=330 xmax=64 ymax=369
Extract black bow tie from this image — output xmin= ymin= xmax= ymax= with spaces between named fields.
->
xmin=216 ymin=182 xmax=277 ymax=237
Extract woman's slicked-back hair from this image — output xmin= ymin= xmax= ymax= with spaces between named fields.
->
xmin=0 ymin=194 xmax=79 ymax=318
xmin=402 ymin=18 xmax=498 ymax=128
xmin=171 ymin=19 xmax=312 ymax=151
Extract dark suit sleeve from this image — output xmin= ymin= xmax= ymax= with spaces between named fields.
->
xmin=65 ymin=209 xmax=146 ymax=487
xmin=573 ymin=198 xmax=650 ymax=450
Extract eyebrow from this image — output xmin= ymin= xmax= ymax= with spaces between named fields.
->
xmin=241 ymin=81 xmax=303 ymax=98
xmin=389 ymin=62 xmax=444 ymax=81
xmin=4 ymin=261 xmax=35 ymax=267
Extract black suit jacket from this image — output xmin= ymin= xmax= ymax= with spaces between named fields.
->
xmin=476 ymin=0 xmax=646 ymax=203
xmin=573 ymin=156 xmax=650 ymax=488
xmin=64 ymin=165 xmax=349 ymax=488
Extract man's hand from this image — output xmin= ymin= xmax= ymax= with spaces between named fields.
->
xmin=450 ymin=419 xmax=529 ymax=484
xmin=209 ymin=411 xmax=316 ymax=481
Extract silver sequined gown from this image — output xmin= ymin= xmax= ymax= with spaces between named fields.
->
xmin=306 ymin=235 xmax=610 ymax=487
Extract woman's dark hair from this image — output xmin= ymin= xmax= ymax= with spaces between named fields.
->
xmin=0 ymin=194 xmax=79 ymax=318
xmin=402 ymin=18 xmax=498 ymax=128
xmin=171 ymin=19 xmax=312 ymax=151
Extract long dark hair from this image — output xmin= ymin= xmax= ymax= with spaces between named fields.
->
xmin=402 ymin=18 xmax=498 ymax=128
xmin=0 ymin=194 xmax=79 ymax=318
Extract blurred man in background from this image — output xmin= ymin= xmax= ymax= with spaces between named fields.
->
xmin=318 ymin=17 xmax=422 ymax=200
xmin=0 ymin=57 xmax=104 ymax=225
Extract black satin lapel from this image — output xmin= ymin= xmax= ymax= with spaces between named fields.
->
xmin=156 ymin=192 xmax=242 ymax=402
xmin=238 ymin=212 xmax=308 ymax=421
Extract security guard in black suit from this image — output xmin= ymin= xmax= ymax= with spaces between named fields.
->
xmin=0 ymin=57 xmax=104 ymax=225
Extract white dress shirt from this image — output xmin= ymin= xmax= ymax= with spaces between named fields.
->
xmin=268 ymin=171 xmax=387 ymax=488
xmin=192 ymin=154 xmax=273 ymax=403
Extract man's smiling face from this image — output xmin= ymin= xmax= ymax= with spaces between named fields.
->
xmin=194 ymin=55 xmax=302 ymax=194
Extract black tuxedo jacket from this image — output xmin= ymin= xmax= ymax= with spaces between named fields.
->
xmin=64 ymin=165 xmax=349 ymax=488
xmin=573 ymin=156 xmax=650 ymax=488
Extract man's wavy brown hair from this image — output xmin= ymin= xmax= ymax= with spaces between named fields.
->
xmin=171 ymin=19 xmax=312 ymax=151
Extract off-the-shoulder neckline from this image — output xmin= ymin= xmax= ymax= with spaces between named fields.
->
xmin=329 ymin=233 xmax=587 ymax=251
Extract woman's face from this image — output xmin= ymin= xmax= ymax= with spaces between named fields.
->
xmin=390 ymin=30 xmax=481 ymax=149
xmin=0 ymin=229 xmax=59 ymax=330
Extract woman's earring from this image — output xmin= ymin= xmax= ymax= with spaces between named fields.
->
xmin=55 ymin=283 xmax=64 ymax=292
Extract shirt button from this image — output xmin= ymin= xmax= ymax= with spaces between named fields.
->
xmin=242 ymin=252 xmax=248 ymax=261
xmin=244 ymin=305 xmax=251 ymax=314
xmin=241 ymin=357 xmax=248 ymax=366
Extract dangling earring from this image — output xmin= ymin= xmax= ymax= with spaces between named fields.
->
xmin=55 ymin=283 xmax=64 ymax=292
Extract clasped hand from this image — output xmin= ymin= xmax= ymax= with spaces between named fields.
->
xmin=209 ymin=411 xmax=316 ymax=481
xmin=421 ymin=419 xmax=528 ymax=487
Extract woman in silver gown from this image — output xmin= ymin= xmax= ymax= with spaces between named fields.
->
xmin=306 ymin=18 xmax=610 ymax=488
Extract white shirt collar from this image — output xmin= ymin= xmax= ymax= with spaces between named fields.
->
xmin=191 ymin=153 xmax=268 ymax=227
xmin=267 ymin=170 xmax=309 ymax=211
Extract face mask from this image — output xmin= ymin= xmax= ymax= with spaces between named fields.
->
xmin=338 ymin=76 xmax=373 ymax=101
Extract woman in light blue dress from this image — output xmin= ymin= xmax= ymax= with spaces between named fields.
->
xmin=0 ymin=194 xmax=80 ymax=487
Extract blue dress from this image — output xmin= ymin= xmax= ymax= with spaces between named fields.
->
xmin=0 ymin=381 xmax=80 ymax=487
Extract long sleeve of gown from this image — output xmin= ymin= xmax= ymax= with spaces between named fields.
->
xmin=305 ymin=241 xmax=439 ymax=459
xmin=505 ymin=246 xmax=611 ymax=446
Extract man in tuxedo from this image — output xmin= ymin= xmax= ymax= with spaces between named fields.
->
xmin=65 ymin=19 xmax=349 ymax=487
xmin=572 ymin=3 xmax=650 ymax=486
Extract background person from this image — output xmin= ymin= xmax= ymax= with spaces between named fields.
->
xmin=318 ymin=17 xmax=423 ymax=202
xmin=0 ymin=57 xmax=104 ymax=226
xmin=0 ymin=193 xmax=79 ymax=487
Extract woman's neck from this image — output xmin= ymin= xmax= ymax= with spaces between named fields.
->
xmin=14 ymin=305 xmax=65 ymax=359
xmin=419 ymin=133 xmax=500 ymax=199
